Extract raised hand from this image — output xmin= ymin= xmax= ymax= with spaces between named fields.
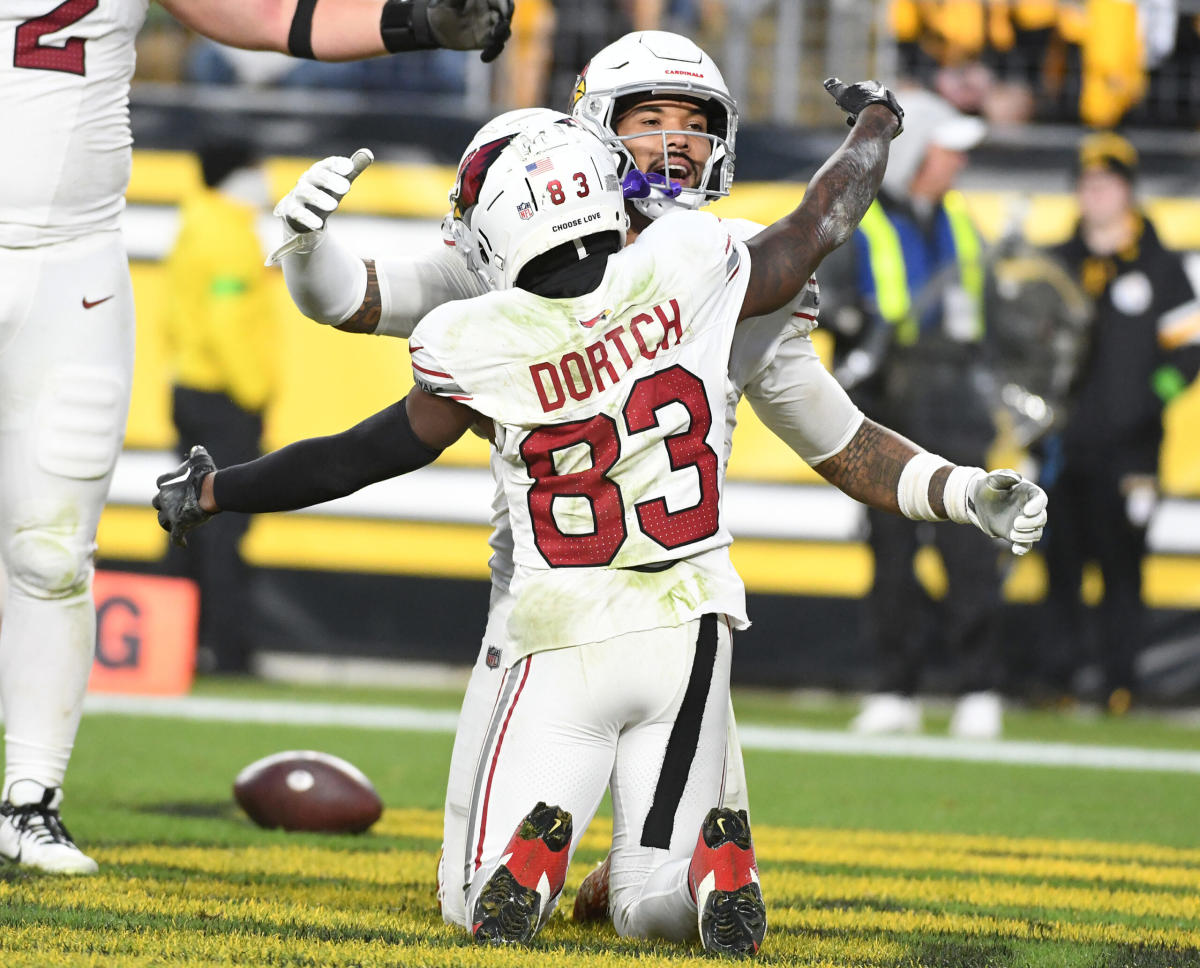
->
xmin=268 ymin=149 xmax=374 ymax=266
xmin=426 ymin=0 xmax=514 ymax=62
xmin=823 ymin=77 xmax=904 ymax=137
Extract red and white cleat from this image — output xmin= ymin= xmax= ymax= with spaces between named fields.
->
xmin=688 ymin=807 xmax=766 ymax=956
xmin=472 ymin=802 xmax=573 ymax=944
xmin=572 ymin=852 xmax=611 ymax=923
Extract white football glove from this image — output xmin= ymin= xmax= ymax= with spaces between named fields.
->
xmin=966 ymin=469 xmax=1048 ymax=556
xmin=268 ymin=148 xmax=373 ymax=262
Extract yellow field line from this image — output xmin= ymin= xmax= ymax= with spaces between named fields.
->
xmin=773 ymin=906 xmax=1200 ymax=949
xmin=751 ymin=825 xmax=1200 ymax=865
xmin=766 ymin=869 xmax=1200 ymax=921
xmin=758 ymin=840 xmax=1200 ymax=890
xmin=68 ymin=840 xmax=1200 ymax=925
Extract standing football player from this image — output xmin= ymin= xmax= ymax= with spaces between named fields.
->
xmin=0 ymin=0 xmax=513 ymax=875
xmin=266 ymin=31 xmax=1048 ymax=927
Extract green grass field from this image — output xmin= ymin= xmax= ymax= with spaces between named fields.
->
xmin=3 ymin=682 xmax=1200 ymax=967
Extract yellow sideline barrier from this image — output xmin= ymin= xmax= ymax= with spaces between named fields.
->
xmin=109 ymin=152 xmax=1200 ymax=601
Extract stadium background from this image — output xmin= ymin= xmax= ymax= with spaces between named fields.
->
xmin=98 ymin=4 xmax=1200 ymax=700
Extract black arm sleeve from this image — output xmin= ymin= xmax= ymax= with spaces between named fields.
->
xmin=212 ymin=400 xmax=441 ymax=513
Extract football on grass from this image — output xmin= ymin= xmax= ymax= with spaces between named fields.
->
xmin=233 ymin=750 xmax=383 ymax=833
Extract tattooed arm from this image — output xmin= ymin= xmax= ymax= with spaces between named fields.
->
xmin=283 ymin=240 xmax=486 ymax=337
xmin=741 ymin=100 xmax=899 ymax=321
xmin=815 ymin=419 xmax=1048 ymax=553
xmin=333 ymin=259 xmax=383 ymax=333
xmin=813 ymin=419 xmax=950 ymax=516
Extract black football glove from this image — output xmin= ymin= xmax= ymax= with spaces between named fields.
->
xmin=823 ymin=78 xmax=904 ymax=138
xmin=153 ymin=445 xmax=217 ymax=548
xmin=426 ymin=0 xmax=513 ymax=62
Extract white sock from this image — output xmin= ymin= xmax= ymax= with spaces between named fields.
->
xmin=0 ymin=586 xmax=94 ymax=798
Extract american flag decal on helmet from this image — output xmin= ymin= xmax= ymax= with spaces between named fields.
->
xmin=525 ymin=158 xmax=554 ymax=175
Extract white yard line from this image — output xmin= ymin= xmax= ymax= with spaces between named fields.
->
xmin=79 ymin=693 xmax=1200 ymax=775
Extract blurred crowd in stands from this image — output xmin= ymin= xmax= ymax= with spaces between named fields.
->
xmin=134 ymin=0 xmax=1200 ymax=129
xmin=892 ymin=0 xmax=1200 ymax=127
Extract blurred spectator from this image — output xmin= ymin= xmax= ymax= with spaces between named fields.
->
xmin=494 ymin=0 xmax=556 ymax=108
xmin=1035 ymin=132 xmax=1200 ymax=712
xmin=1075 ymin=0 xmax=1146 ymax=126
xmin=887 ymin=0 xmax=1200 ymax=125
xmin=821 ymin=90 xmax=1008 ymax=739
xmin=1140 ymin=10 xmax=1200 ymax=126
xmin=544 ymin=1 xmax=654 ymax=111
xmin=163 ymin=138 xmax=280 ymax=675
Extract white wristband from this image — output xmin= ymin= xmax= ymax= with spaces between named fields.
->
xmin=944 ymin=466 xmax=986 ymax=525
xmin=896 ymin=452 xmax=951 ymax=521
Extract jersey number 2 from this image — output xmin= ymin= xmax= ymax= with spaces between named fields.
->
xmin=519 ymin=366 xmax=720 ymax=567
xmin=14 ymin=0 xmax=98 ymax=76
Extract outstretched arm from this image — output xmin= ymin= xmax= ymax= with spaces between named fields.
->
xmin=741 ymin=82 xmax=902 ymax=321
xmin=815 ymin=419 xmax=1049 ymax=554
xmin=814 ymin=419 xmax=923 ymax=515
xmin=160 ymin=0 xmax=513 ymax=62
xmin=153 ymin=388 xmax=474 ymax=545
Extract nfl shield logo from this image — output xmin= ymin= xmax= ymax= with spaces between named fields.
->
xmin=517 ymin=202 xmax=534 ymax=220
xmin=486 ymin=646 xmax=501 ymax=669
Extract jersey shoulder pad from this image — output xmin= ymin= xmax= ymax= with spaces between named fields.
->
xmin=409 ymin=303 xmax=475 ymax=403
xmin=639 ymin=210 xmax=743 ymax=285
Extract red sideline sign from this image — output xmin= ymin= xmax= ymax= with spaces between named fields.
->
xmin=88 ymin=570 xmax=199 ymax=696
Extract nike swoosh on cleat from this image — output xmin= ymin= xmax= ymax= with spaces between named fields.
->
xmin=82 ymin=295 xmax=114 ymax=309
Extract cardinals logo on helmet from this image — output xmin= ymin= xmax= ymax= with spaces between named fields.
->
xmin=571 ymin=62 xmax=589 ymax=109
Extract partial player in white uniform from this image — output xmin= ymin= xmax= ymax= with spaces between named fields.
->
xmin=268 ymin=32 xmax=1047 ymax=932
xmin=0 ymin=0 xmax=514 ymax=875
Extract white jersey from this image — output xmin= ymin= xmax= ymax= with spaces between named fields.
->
xmin=372 ymin=217 xmax=860 ymax=593
xmin=0 ymin=0 xmax=147 ymax=247
xmin=411 ymin=211 xmax=752 ymax=656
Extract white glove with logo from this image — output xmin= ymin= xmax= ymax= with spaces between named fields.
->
xmin=966 ymin=468 xmax=1048 ymax=556
xmin=267 ymin=149 xmax=373 ymax=263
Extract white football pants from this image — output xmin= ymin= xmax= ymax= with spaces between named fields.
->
xmin=0 ymin=231 xmax=134 ymax=798
xmin=438 ymin=605 xmax=737 ymax=941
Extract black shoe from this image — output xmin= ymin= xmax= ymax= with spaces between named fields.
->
xmin=689 ymin=807 xmax=766 ymax=956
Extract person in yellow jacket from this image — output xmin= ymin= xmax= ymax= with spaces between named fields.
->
xmin=163 ymin=137 xmax=279 ymax=675
xmin=820 ymin=89 xmax=1008 ymax=739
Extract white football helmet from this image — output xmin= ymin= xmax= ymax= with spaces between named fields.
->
xmin=444 ymin=110 xmax=627 ymax=291
xmin=570 ymin=30 xmax=738 ymax=218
